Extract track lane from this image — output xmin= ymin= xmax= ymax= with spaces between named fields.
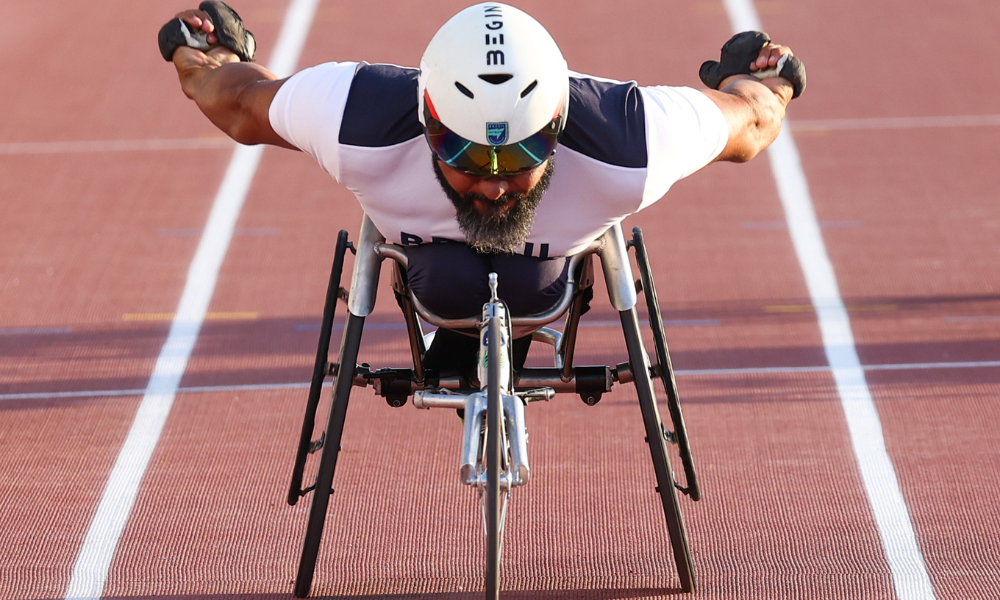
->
xmin=0 ymin=0 xmax=242 ymax=590
xmin=63 ymin=0 xmax=321 ymax=596
xmin=0 ymin=0 xmax=294 ymax=597
xmin=762 ymin=0 xmax=1000 ymax=597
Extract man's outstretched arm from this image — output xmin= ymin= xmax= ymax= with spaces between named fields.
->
xmin=166 ymin=8 xmax=295 ymax=149
xmin=700 ymin=34 xmax=805 ymax=163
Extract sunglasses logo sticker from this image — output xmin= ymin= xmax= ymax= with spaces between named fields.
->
xmin=486 ymin=122 xmax=508 ymax=145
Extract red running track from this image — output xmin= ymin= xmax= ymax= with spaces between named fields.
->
xmin=1 ymin=0 xmax=999 ymax=598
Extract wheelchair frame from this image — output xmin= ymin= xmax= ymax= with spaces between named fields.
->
xmin=287 ymin=215 xmax=701 ymax=597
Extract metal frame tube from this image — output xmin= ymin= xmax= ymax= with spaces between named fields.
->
xmin=377 ymin=239 xmax=603 ymax=333
xmin=347 ymin=215 xmax=386 ymax=317
xmin=503 ymin=394 xmax=529 ymax=486
xmin=558 ymin=292 xmax=584 ymax=382
xmin=598 ymin=223 xmax=638 ymax=311
xmin=373 ymin=223 xmax=636 ymax=325
xmin=459 ymin=392 xmax=487 ymax=485
xmin=413 ymin=391 xmax=466 ymax=409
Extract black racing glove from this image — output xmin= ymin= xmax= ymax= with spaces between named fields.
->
xmin=158 ymin=1 xmax=256 ymax=62
xmin=699 ymin=31 xmax=806 ymax=98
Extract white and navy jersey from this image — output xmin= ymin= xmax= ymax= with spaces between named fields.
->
xmin=269 ymin=62 xmax=728 ymax=257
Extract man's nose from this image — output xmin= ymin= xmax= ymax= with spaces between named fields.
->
xmin=469 ymin=177 xmax=509 ymax=200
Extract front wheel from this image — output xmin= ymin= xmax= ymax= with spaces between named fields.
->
xmin=481 ymin=314 xmax=509 ymax=600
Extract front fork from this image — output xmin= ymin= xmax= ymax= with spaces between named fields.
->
xmin=457 ymin=391 xmax=530 ymax=490
xmin=466 ymin=273 xmax=530 ymax=491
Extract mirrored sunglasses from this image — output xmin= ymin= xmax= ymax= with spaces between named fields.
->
xmin=423 ymin=109 xmax=561 ymax=177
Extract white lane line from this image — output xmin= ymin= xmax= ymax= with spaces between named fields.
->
xmin=6 ymin=359 xmax=1000 ymax=403
xmin=722 ymin=1 xmax=937 ymax=598
xmin=792 ymin=114 xmax=1000 ymax=132
xmin=62 ymin=1 xmax=320 ymax=598
xmin=0 ymin=138 xmax=234 ymax=154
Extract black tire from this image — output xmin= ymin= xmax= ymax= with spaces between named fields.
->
xmin=620 ymin=308 xmax=696 ymax=593
xmin=289 ymin=230 xmax=350 ymax=506
xmin=484 ymin=314 xmax=502 ymax=600
xmin=631 ymin=227 xmax=700 ymax=501
xmin=294 ymin=313 xmax=366 ymax=598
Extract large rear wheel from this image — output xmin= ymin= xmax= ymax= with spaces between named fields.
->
xmin=631 ymin=226 xmax=700 ymax=500
xmin=620 ymin=307 xmax=696 ymax=592
xmin=294 ymin=313 xmax=365 ymax=598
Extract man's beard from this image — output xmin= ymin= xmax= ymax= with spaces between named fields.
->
xmin=433 ymin=158 xmax=554 ymax=254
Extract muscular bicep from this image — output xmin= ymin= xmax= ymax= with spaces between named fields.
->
xmin=176 ymin=52 xmax=297 ymax=149
xmin=203 ymin=65 xmax=296 ymax=149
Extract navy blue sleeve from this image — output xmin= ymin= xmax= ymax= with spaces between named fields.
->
xmin=339 ymin=63 xmax=424 ymax=147
xmin=558 ymin=76 xmax=647 ymax=169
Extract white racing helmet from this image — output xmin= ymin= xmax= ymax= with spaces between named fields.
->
xmin=418 ymin=3 xmax=569 ymax=176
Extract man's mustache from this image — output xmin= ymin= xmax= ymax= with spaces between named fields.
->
xmin=462 ymin=192 xmax=527 ymax=217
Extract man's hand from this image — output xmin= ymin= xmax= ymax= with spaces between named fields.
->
xmin=170 ymin=9 xmax=240 ymax=74
xmin=159 ymin=5 xmax=293 ymax=148
xmin=700 ymin=31 xmax=806 ymax=99
xmin=159 ymin=1 xmax=256 ymax=62
xmin=721 ymin=42 xmax=797 ymax=109
xmin=700 ymin=32 xmax=806 ymax=163
xmin=746 ymin=43 xmax=796 ymax=98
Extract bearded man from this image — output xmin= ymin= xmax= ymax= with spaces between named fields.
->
xmin=160 ymin=1 xmax=805 ymax=372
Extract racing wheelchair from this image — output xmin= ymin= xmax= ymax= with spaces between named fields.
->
xmin=287 ymin=215 xmax=701 ymax=598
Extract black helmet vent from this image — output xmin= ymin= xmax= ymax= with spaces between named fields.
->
xmin=455 ymin=81 xmax=475 ymax=98
xmin=520 ymin=80 xmax=538 ymax=98
xmin=479 ymin=73 xmax=513 ymax=85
